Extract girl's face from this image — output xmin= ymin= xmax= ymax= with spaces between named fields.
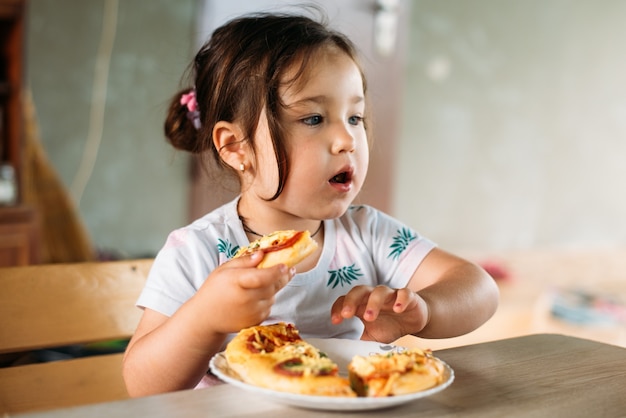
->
xmin=243 ymin=48 xmax=369 ymax=224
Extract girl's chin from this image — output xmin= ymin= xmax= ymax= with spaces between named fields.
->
xmin=318 ymin=200 xmax=355 ymax=219
xmin=276 ymin=189 xmax=360 ymax=219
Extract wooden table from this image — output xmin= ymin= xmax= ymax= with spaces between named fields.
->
xmin=14 ymin=334 xmax=626 ymax=418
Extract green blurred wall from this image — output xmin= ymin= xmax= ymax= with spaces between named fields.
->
xmin=26 ymin=0 xmax=196 ymax=257
xmin=395 ymin=0 xmax=626 ymax=250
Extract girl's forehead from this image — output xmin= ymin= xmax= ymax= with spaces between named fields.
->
xmin=279 ymin=48 xmax=363 ymax=99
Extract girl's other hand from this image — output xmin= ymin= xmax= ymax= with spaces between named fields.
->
xmin=330 ymin=285 xmax=429 ymax=343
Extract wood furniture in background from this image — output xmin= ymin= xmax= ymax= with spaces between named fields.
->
xmin=0 ymin=204 xmax=38 ymax=265
xmin=0 ymin=0 xmax=25 ymax=186
xmin=0 ymin=0 xmax=40 ymax=267
xmin=0 ymin=259 xmax=153 ymax=414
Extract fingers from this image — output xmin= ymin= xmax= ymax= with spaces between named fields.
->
xmin=391 ymin=288 xmax=414 ymax=313
xmin=331 ymin=286 xmax=413 ymax=323
xmin=331 ymin=285 xmax=381 ymax=323
xmin=358 ymin=286 xmax=396 ymax=321
xmin=240 ymin=264 xmax=295 ymax=292
xmin=231 ymin=251 xmax=295 ymax=293
xmin=330 ymin=295 xmax=347 ymax=324
xmin=229 ymin=250 xmax=264 ymax=268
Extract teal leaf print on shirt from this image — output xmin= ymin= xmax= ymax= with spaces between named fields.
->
xmin=217 ymin=238 xmax=239 ymax=259
xmin=350 ymin=205 xmax=366 ymax=212
xmin=327 ymin=264 xmax=363 ymax=288
xmin=388 ymin=228 xmax=416 ymax=260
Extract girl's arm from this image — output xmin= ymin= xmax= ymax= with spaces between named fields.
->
xmin=123 ymin=251 xmax=295 ymax=396
xmin=331 ymin=248 xmax=499 ymax=342
xmin=407 ymin=248 xmax=499 ymax=339
xmin=123 ymin=305 xmax=226 ymax=397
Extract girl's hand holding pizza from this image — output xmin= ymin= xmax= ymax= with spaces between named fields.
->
xmin=194 ymin=251 xmax=296 ymax=335
xmin=330 ymin=285 xmax=430 ymax=344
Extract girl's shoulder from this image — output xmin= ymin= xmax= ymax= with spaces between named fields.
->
xmin=161 ymin=198 xmax=242 ymax=256
xmin=334 ymin=205 xmax=430 ymax=252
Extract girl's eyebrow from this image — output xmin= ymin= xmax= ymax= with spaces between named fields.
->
xmin=286 ymin=95 xmax=365 ymax=107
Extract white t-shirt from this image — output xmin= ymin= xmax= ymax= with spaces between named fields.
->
xmin=137 ymin=197 xmax=436 ymax=342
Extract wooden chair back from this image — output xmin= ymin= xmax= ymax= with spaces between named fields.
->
xmin=0 ymin=259 xmax=152 ymax=414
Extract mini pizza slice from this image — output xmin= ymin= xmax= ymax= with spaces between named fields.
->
xmin=224 ymin=323 xmax=356 ymax=397
xmin=348 ymin=348 xmax=446 ymax=397
xmin=234 ymin=229 xmax=318 ymax=269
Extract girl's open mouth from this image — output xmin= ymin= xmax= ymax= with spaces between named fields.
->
xmin=328 ymin=169 xmax=354 ymax=192
xmin=330 ymin=172 xmax=351 ymax=184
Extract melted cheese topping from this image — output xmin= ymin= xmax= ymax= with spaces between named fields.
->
xmin=348 ymin=348 xmax=445 ymax=397
xmin=271 ymin=343 xmax=338 ymax=377
xmin=349 ymin=348 xmax=442 ymax=378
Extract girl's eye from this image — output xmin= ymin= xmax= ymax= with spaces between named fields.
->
xmin=348 ymin=115 xmax=364 ymax=126
xmin=302 ymin=115 xmax=323 ymax=126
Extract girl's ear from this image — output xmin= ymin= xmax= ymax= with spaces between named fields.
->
xmin=213 ymin=121 xmax=248 ymax=170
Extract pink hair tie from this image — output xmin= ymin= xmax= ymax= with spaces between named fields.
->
xmin=180 ymin=90 xmax=201 ymax=129
xmin=180 ymin=91 xmax=198 ymax=111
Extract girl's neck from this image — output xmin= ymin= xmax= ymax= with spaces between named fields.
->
xmin=238 ymin=195 xmax=314 ymax=233
xmin=239 ymin=216 xmax=323 ymax=239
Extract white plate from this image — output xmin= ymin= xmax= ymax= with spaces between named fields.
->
xmin=209 ymin=338 xmax=454 ymax=411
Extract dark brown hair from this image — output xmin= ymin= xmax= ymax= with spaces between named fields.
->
xmin=164 ymin=11 xmax=366 ymax=200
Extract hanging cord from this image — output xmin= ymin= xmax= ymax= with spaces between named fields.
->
xmin=70 ymin=0 xmax=119 ymax=205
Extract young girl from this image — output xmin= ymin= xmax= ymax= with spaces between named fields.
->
xmin=123 ymin=11 xmax=499 ymax=396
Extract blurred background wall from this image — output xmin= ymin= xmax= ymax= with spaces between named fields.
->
xmin=27 ymin=0 xmax=194 ymax=258
xmin=394 ymin=0 xmax=626 ymax=252
xmin=26 ymin=0 xmax=626 ymax=258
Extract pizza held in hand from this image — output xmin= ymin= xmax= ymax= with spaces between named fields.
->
xmin=222 ymin=322 xmax=447 ymax=398
xmin=234 ymin=230 xmax=318 ymax=269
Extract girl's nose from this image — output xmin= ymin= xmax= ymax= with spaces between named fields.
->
xmin=330 ymin=123 xmax=356 ymax=154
